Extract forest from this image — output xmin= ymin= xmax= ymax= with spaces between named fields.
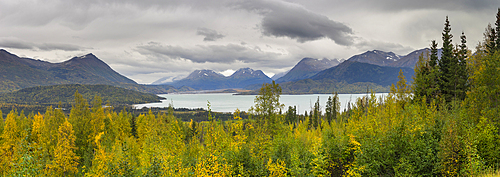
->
xmin=1 ymin=9 xmax=500 ymax=177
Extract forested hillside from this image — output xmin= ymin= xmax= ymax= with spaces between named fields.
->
xmin=0 ymin=84 xmax=163 ymax=105
xmin=0 ymin=9 xmax=500 ymax=177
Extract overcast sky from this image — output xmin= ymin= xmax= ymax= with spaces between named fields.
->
xmin=1 ymin=0 xmax=499 ymax=84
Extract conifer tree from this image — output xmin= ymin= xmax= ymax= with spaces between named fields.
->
xmin=457 ymin=32 xmax=469 ymax=100
xmin=412 ymin=52 xmax=431 ymax=100
xmin=439 ymin=16 xmax=456 ymax=102
xmin=495 ymin=8 xmax=500 ymax=51
xmin=50 ymin=119 xmax=79 ymax=176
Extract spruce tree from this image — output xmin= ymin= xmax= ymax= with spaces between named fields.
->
xmin=495 ymin=8 xmax=500 ymax=51
xmin=457 ymin=32 xmax=469 ymax=100
xmin=439 ymin=16 xmax=455 ymax=102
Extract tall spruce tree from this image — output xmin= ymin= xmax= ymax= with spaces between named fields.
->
xmin=495 ymin=8 xmax=500 ymax=51
xmin=429 ymin=40 xmax=440 ymax=98
xmin=457 ymin=32 xmax=469 ymax=100
xmin=439 ymin=16 xmax=456 ymax=102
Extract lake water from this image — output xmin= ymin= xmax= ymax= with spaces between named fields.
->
xmin=134 ymin=93 xmax=388 ymax=113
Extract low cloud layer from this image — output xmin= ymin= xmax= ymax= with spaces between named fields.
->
xmin=0 ymin=38 xmax=88 ymax=51
xmin=136 ymin=42 xmax=285 ymax=64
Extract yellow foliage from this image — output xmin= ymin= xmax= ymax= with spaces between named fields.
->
xmin=48 ymin=119 xmax=80 ymax=176
xmin=267 ymin=158 xmax=287 ymax=177
xmin=194 ymin=153 xmax=232 ymax=177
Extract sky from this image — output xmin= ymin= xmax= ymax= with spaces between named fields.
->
xmin=1 ymin=0 xmax=499 ymax=84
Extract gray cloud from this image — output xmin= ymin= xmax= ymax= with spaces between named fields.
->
xmin=236 ymin=0 xmax=354 ymax=45
xmin=136 ymin=42 xmax=284 ymax=63
xmin=197 ymin=28 xmax=225 ymax=41
xmin=0 ymin=38 xmax=88 ymax=51
xmin=354 ymin=39 xmax=415 ymax=55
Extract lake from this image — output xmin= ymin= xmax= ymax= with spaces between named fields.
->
xmin=134 ymin=93 xmax=388 ymax=113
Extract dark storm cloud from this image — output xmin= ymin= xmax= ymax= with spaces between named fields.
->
xmin=0 ymin=38 xmax=88 ymax=51
xmin=236 ymin=0 xmax=354 ymax=45
xmin=359 ymin=0 xmax=499 ymax=12
xmin=197 ymin=28 xmax=225 ymax=41
xmin=136 ymin=42 xmax=283 ymax=63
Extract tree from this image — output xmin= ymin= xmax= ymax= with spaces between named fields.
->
xmin=412 ymin=52 xmax=431 ymax=101
xmin=495 ymin=8 xmax=500 ymax=51
xmin=0 ymin=110 xmax=21 ymax=174
xmin=439 ymin=16 xmax=456 ymax=102
xmin=325 ymin=92 xmax=340 ymax=125
xmin=252 ymin=80 xmax=284 ymax=124
xmin=68 ymin=90 xmax=92 ymax=168
xmin=49 ymin=119 xmax=80 ymax=176
xmin=456 ymin=32 xmax=469 ymax=100
xmin=312 ymin=97 xmax=321 ymax=129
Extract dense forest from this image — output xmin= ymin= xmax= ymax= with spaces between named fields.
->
xmin=1 ymin=10 xmax=500 ymax=177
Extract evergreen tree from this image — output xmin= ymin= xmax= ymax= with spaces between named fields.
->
xmin=325 ymin=92 xmax=340 ymax=124
xmin=486 ymin=24 xmax=497 ymax=54
xmin=457 ymin=32 xmax=469 ymax=100
xmin=439 ymin=16 xmax=456 ymax=102
xmin=412 ymin=52 xmax=431 ymax=100
xmin=495 ymin=8 xmax=500 ymax=51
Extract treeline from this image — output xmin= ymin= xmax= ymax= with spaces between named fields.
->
xmin=0 ymin=84 xmax=163 ymax=105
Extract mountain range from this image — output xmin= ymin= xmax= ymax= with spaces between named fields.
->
xmin=0 ymin=47 xmax=438 ymax=95
xmin=0 ymin=49 xmax=189 ymax=94
xmin=163 ymin=68 xmax=272 ymax=90
xmin=275 ymin=58 xmax=343 ymax=83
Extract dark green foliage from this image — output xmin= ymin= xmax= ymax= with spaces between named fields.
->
xmin=325 ymin=93 xmax=340 ymax=125
xmin=285 ymin=106 xmax=297 ymax=125
xmin=0 ymin=84 xmax=162 ymax=105
xmin=439 ymin=16 xmax=456 ymax=102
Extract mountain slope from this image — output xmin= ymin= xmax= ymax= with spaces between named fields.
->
xmin=0 ymin=84 xmax=162 ymax=105
xmin=389 ymin=48 xmax=443 ymax=68
xmin=346 ymin=50 xmax=401 ymax=66
xmin=312 ymin=61 xmax=414 ymax=86
xmin=276 ymin=58 xmax=341 ymax=83
xmin=168 ymin=69 xmax=229 ymax=90
xmin=0 ymin=49 xmax=138 ymax=93
xmin=227 ymin=68 xmax=272 ymax=88
xmin=166 ymin=68 xmax=272 ymax=90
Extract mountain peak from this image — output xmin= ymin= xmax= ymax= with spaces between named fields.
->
xmin=230 ymin=67 xmax=268 ymax=78
xmin=185 ymin=69 xmax=225 ymax=80
xmin=276 ymin=57 xmax=341 ymax=83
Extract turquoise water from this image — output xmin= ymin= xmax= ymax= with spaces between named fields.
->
xmin=134 ymin=93 xmax=388 ymax=113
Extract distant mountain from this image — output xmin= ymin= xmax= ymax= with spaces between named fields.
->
xmin=389 ymin=48 xmax=443 ymax=68
xmin=168 ymin=69 xmax=227 ymax=90
xmin=276 ymin=58 xmax=342 ymax=83
xmin=312 ymin=61 xmax=414 ymax=86
xmin=0 ymin=49 xmax=139 ymax=93
xmin=0 ymin=49 xmax=189 ymax=94
xmin=271 ymin=71 xmax=288 ymax=80
xmin=272 ymin=61 xmax=414 ymax=94
xmin=166 ymin=68 xmax=272 ymax=90
xmin=346 ymin=50 xmax=401 ymax=66
xmin=227 ymin=68 xmax=272 ymax=88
